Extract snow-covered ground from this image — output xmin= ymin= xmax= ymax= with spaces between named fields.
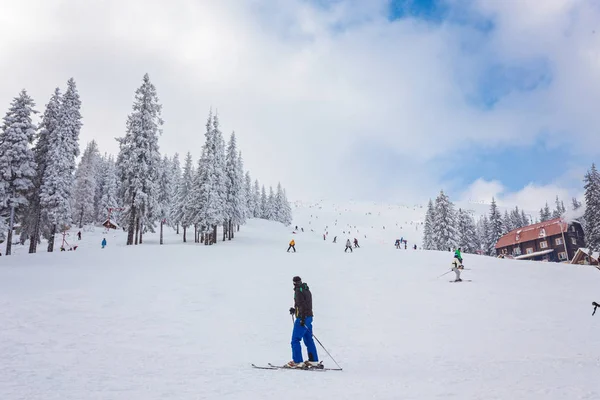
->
xmin=1 ymin=203 xmax=599 ymax=400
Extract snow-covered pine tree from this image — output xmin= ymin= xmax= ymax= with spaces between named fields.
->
xmin=457 ymin=208 xmax=477 ymax=253
xmin=539 ymin=202 xmax=552 ymax=222
xmin=20 ymin=88 xmax=60 ymax=253
xmin=273 ymin=183 xmax=286 ymax=224
xmin=223 ymin=133 xmax=245 ymax=240
xmin=432 ymin=190 xmax=457 ymax=251
xmin=281 ymin=188 xmax=293 ymax=226
xmin=194 ymin=111 xmax=227 ymax=245
xmin=552 ymin=196 xmax=566 ymax=219
xmin=157 ymin=155 xmax=174 ymax=245
xmin=253 ymin=180 xmax=261 ymax=218
xmin=0 ymin=90 xmax=38 ymax=256
xmin=116 ymin=74 xmax=163 ymax=245
xmin=584 ymin=164 xmax=600 ymax=251
xmin=168 ymin=153 xmax=181 ymax=233
xmin=476 ymin=215 xmax=491 ymax=255
xmin=503 ymin=210 xmax=512 ymax=233
xmin=99 ymin=155 xmax=119 ymax=226
xmin=487 ymin=197 xmax=503 ymax=255
xmin=173 ymin=152 xmax=194 ymax=242
xmin=572 ymin=197 xmax=582 ymax=211
xmin=244 ymin=171 xmax=254 ymax=220
xmin=422 ymin=199 xmax=435 ymax=250
xmin=260 ymin=185 xmax=268 ymax=219
xmin=40 ymin=78 xmax=81 ymax=251
xmin=73 ymin=141 xmax=100 ymax=229
xmin=235 ymin=151 xmax=247 ymax=231
xmin=265 ymin=186 xmax=277 ymax=220
xmin=509 ymin=206 xmax=525 ymax=230
xmin=93 ymin=155 xmax=108 ymax=222
xmin=521 ymin=210 xmax=530 ymax=227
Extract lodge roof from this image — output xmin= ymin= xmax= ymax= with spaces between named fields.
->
xmin=495 ymin=217 xmax=570 ymax=249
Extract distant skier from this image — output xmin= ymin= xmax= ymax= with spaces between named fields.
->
xmin=101 ymin=238 xmax=107 ymax=249
xmin=454 ymin=247 xmax=463 ymax=264
xmin=333 ymin=236 xmax=337 ymax=243
xmin=288 ymin=276 xmax=319 ymax=367
xmin=323 ymin=234 xmax=326 ymax=241
xmin=77 ymin=231 xmax=81 ymax=240
xmin=353 ymin=238 xmax=359 ymax=248
xmin=301 ymin=228 xmax=304 ymax=232
xmin=345 ymin=239 xmax=353 ymax=253
xmin=413 ymin=244 xmax=417 ymax=250
xmin=287 ymin=239 xmax=296 ymax=253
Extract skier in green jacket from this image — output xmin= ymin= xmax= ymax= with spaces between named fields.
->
xmin=454 ymin=247 xmax=463 ymax=264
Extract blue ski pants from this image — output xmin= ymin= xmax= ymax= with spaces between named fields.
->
xmin=291 ymin=316 xmax=318 ymax=363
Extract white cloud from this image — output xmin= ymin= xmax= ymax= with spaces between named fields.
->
xmin=0 ymin=0 xmax=598 ymax=201
xmin=459 ymin=177 xmax=582 ymax=214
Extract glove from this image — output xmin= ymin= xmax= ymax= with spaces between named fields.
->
xmin=300 ymin=318 xmax=305 ymax=327
xmin=289 ymin=307 xmax=295 ymax=315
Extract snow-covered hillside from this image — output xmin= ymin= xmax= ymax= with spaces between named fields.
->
xmin=1 ymin=207 xmax=599 ymax=400
xmin=292 ymin=199 xmax=426 ymax=247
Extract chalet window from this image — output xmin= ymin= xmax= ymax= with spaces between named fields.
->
xmin=571 ymin=237 xmax=577 ymax=245
xmin=526 ymin=248 xmax=533 ymax=254
xmin=540 ymin=241 xmax=548 ymax=249
xmin=555 ymin=238 xmax=563 ymax=245
xmin=513 ymin=247 xmax=522 ymax=256
xmin=539 ymin=228 xmax=546 ymax=237
xmin=558 ymin=252 xmax=567 ymax=260
xmin=571 ymin=226 xmax=576 ymax=232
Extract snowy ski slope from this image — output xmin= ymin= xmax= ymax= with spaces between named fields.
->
xmin=0 ymin=202 xmax=599 ymax=400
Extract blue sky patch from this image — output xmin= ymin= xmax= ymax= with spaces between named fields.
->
xmin=470 ymin=59 xmax=553 ymax=109
xmin=440 ymin=138 xmax=570 ymax=192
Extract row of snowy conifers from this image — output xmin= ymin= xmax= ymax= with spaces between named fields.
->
xmin=421 ymin=190 xmax=579 ymax=256
xmin=0 ymin=74 xmax=292 ymax=256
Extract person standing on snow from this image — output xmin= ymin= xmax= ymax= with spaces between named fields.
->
xmin=101 ymin=238 xmax=107 ymax=249
xmin=345 ymin=239 xmax=353 ymax=253
xmin=353 ymin=238 xmax=360 ymax=248
xmin=288 ymin=276 xmax=319 ymax=367
xmin=287 ymin=239 xmax=296 ymax=253
xmin=451 ymin=256 xmax=464 ymax=282
xmin=333 ymin=236 xmax=337 ymax=243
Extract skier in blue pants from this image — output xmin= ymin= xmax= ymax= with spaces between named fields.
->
xmin=288 ymin=276 xmax=319 ymax=367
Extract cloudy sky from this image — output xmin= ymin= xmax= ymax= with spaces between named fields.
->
xmin=1 ymin=0 xmax=599 ymax=209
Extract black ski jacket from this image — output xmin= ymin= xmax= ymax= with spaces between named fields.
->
xmin=294 ymin=283 xmax=313 ymax=319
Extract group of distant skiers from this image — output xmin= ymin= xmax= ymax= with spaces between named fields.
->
xmin=288 ymin=237 xmax=359 ymax=253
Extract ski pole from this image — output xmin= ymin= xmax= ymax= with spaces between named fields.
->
xmin=593 ymin=301 xmax=599 ymax=316
xmin=294 ymin=317 xmax=343 ymax=370
xmin=309 ymin=330 xmax=343 ymax=371
xmin=436 ymin=269 xmax=453 ymax=279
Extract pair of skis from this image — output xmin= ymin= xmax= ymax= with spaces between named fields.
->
xmin=252 ymin=362 xmax=342 ymax=372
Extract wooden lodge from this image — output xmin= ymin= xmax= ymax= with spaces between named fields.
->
xmin=102 ymin=219 xmax=119 ymax=230
xmin=495 ymin=218 xmax=585 ymax=262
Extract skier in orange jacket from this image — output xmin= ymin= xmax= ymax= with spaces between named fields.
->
xmin=288 ymin=239 xmax=296 ymax=253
